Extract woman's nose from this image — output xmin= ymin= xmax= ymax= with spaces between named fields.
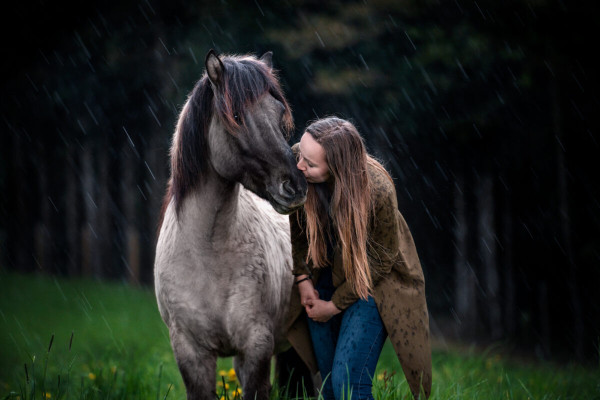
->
xmin=296 ymin=160 xmax=305 ymax=171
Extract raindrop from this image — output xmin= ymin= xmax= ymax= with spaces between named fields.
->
xmin=254 ymin=0 xmax=265 ymax=17
xmin=455 ymin=58 xmax=470 ymax=81
xmin=315 ymin=31 xmax=325 ymax=48
xmin=159 ymin=38 xmax=171 ymax=55
xmin=404 ymin=31 xmax=416 ymax=50
xmin=189 ymin=47 xmax=198 ymax=64
xmin=123 ymin=126 xmax=135 ymax=148
xmin=402 ymin=87 xmax=415 ymax=110
xmin=358 ymin=54 xmax=369 ymax=71
xmin=84 ymin=102 xmax=99 ymax=125
xmin=145 ymin=161 xmax=156 ymax=181
xmin=148 ymin=106 xmax=161 ymax=127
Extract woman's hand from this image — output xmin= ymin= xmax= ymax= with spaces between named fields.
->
xmin=297 ymin=275 xmax=319 ymax=312
xmin=305 ymin=299 xmax=341 ymax=323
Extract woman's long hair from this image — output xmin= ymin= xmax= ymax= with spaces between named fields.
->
xmin=303 ymin=117 xmax=391 ymax=300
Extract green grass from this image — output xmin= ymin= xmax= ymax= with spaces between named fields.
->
xmin=0 ymin=271 xmax=598 ymax=399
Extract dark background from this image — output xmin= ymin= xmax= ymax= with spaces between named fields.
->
xmin=2 ymin=0 xmax=599 ymax=364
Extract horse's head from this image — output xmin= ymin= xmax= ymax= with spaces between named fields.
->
xmin=204 ymin=50 xmax=307 ymax=214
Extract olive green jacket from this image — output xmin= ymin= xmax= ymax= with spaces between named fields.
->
xmin=285 ymin=162 xmax=432 ymax=398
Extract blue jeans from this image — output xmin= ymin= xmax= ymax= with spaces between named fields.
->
xmin=307 ymin=269 xmax=387 ymax=400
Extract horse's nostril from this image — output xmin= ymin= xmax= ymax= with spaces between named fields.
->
xmin=281 ymin=180 xmax=294 ymax=197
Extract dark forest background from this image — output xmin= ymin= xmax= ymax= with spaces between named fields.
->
xmin=1 ymin=0 xmax=599 ymax=365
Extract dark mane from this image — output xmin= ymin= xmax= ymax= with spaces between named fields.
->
xmin=157 ymin=53 xmax=294 ymax=232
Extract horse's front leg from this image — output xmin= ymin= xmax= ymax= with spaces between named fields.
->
xmin=170 ymin=327 xmax=217 ymax=400
xmin=233 ymin=325 xmax=274 ymax=400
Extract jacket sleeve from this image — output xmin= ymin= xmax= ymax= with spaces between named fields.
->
xmin=290 ymin=209 xmax=312 ymax=276
xmin=331 ymin=173 xmax=401 ymax=310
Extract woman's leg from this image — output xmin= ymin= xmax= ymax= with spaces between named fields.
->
xmin=307 ymin=268 xmax=341 ymax=400
xmin=331 ymin=296 xmax=387 ymax=400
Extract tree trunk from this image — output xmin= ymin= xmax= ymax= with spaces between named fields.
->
xmin=96 ymin=147 xmax=111 ymax=279
xmin=477 ymin=171 xmax=502 ymax=340
xmin=34 ymin=142 xmax=51 ymax=273
xmin=121 ymin=139 xmax=140 ymax=283
xmin=538 ymin=281 xmax=551 ymax=358
xmin=65 ymin=147 xmax=80 ymax=276
xmin=502 ymin=193 xmax=516 ymax=336
xmin=12 ymin=129 xmax=31 ymax=271
xmin=551 ymin=75 xmax=584 ymax=360
xmin=454 ymin=171 xmax=477 ymax=338
xmin=81 ymin=145 xmax=96 ymax=277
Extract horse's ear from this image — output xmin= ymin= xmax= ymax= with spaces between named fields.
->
xmin=205 ymin=49 xmax=225 ymax=87
xmin=260 ymin=51 xmax=273 ymax=70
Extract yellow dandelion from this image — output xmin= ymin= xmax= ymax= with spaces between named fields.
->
xmin=45 ymin=393 xmax=52 ymax=399
xmin=227 ymin=368 xmax=236 ymax=381
xmin=377 ymin=372 xmax=385 ymax=380
xmin=234 ymin=388 xmax=242 ymax=395
xmin=220 ymin=397 xmax=225 ymax=400
xmin=218 ymin=370 xmax=227 ymax=377
xmin=88 ymin=373 xmax=96 ymax=380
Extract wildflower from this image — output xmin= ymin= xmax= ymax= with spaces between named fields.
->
xmin=220 ymin=397 xmax=225 ymax=400
xmin=88 ymin=373 xmax=96 ymax=380
xmin=218 ymin=370 xmax=227 ymax=377
xmin=45 ymin=393 xmax=52 ymax=399
xmin=217 ymin=381 xmax=229 ymax=389
xmin=227 ymin=368 xmax=236 ymax=381
xmin=234 ymin=388 xmax=242 ymax=396
xmin=377 ymin=372 xmax=385 ymax=381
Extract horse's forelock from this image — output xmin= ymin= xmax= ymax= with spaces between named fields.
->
xmin=214 ymin=55 xmax=293 ymax=137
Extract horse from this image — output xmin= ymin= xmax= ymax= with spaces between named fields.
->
xmin=154 ymin=50 xmax=307 ymax=400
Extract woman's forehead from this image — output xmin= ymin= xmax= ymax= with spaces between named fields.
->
xmin=300 ymin=133 xmax=326 ymax=162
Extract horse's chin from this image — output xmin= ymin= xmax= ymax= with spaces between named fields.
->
xmin=271 ymin=201 xmax=303 ymax=215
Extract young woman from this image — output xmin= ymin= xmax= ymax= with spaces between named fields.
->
xmin=284 ymin=117 xmax=432 ymax=400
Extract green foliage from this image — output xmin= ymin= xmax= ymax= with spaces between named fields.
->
xmin=1 ymin=272 xmax=598 ymax=399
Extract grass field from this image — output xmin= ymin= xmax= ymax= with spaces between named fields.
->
xmin=0 ymin=271 xmax=598 ymax=399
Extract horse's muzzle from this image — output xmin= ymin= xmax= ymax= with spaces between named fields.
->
xmin=268 ymin=178 xmax=307 ymax=215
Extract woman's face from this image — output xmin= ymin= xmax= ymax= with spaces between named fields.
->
xmin=297 ymin=132 xmax=330 ymax=183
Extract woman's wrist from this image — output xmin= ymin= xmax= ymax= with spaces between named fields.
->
xmin=295 ymin=274 xmax=312 ymax=285
xmin=329 ymin=300 xmax=342 ymax=314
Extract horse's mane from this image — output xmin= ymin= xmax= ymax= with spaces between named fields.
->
xmin=157 ymin=53 xmax=294 ymax=233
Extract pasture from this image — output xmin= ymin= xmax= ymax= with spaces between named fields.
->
xmin=0 ymin=271 xmax=597 ymax=399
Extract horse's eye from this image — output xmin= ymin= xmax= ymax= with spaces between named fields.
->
xmin=234 ymin=113 xmax=240 ymax=121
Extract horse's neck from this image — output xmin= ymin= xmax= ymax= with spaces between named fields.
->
xmin=185 ymin=169 xmax=241 ymax=242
